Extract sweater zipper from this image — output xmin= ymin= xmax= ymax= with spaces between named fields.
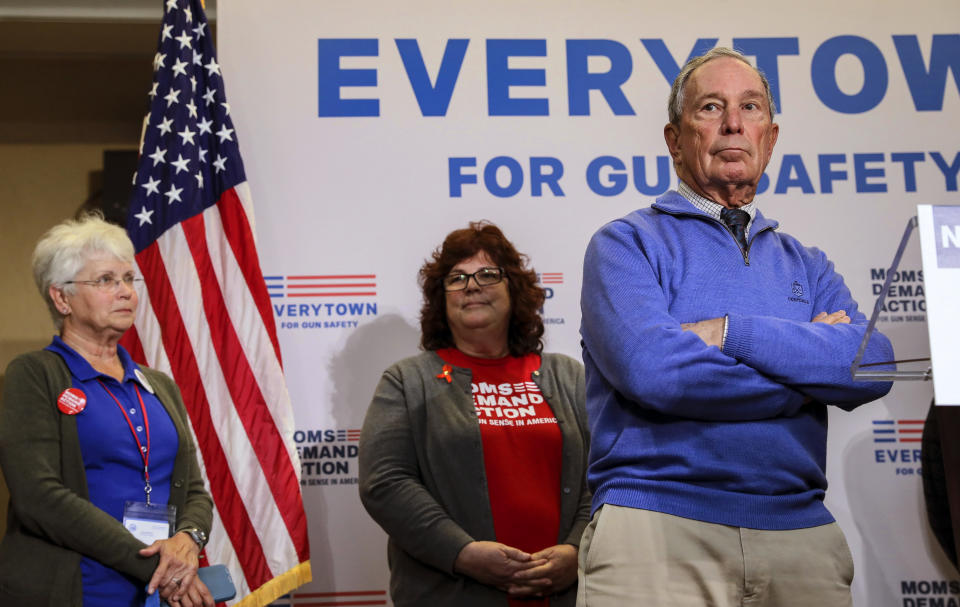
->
xmin=654 ymin=206 xmax=777 ymax=266
xmin=720 ymin=221 xmax=751 ymax=265
xmin=727 ymin=223 xmax=775 ymax=266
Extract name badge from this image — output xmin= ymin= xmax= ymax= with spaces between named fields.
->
xmin=123 ymin=501 xmax=176 ymax=545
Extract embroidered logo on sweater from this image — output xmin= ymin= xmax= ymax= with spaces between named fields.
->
xmin=788 ymin=280 xmax=810 ymax=304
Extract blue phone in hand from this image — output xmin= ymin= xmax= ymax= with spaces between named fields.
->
xmin=195 ymin=565 xmax=237 ymax=602
xmin=144 ymin=564 xmax=237 ymax=606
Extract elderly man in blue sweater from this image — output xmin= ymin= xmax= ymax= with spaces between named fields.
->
xmin=577 ymin=47 xmax=894 ymax=607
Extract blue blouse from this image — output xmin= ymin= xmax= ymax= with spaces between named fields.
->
xmin=46 ymin=336 xmax=179 ymax=607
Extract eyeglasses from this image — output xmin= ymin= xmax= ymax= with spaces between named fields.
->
xmin=443 ymin=267 xmax=506 ymax=291
xmin=64 ymin=274 xmax=144 ymax=293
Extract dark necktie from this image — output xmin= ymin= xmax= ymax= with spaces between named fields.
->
xmin=720 ymin=207 xmax=750 ymax=250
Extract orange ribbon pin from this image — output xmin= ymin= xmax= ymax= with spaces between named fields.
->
xmin=436 ymin=364 xmax=453 ymax=383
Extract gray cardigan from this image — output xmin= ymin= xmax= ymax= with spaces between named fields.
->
xmin=359 ymin=350 xmax=590 ymax=607
xmin=0 ymin=349 xmax=213 ymax=606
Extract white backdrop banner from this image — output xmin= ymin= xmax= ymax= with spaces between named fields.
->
xmin=218 ymin=1 xmax=960 ymax=604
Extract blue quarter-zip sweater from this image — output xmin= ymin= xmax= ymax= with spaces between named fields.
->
xmin=580 ymin=190 xmax=893 ymax=530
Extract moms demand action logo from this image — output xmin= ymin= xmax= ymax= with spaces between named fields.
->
xmin=294 ymin=428 xmax=360 ymax=486
xmin=870 ymin=266 xmax=925 ymax=323
xmin=267 ymin=273 xmax=378 ymax=330
xmin=900 ymin=579 xmax=960 ymax=606
xmin=873 ymin=419 xmax=924 ymax=477
xmin=538 ymin=271 xmax=566 ymax=326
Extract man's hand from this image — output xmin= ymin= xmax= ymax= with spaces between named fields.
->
xmin=453 ymin=541 xmax=544 ymax=588
xmin=812 ymin=310 xmax=850 ymax=325
xmin=682 ymin=311 xmax=849 ymax=350
xmin=681 ymin=317 xmax=725 ymax=348
xmin=506 ymin=544 xmax=578 ymax=598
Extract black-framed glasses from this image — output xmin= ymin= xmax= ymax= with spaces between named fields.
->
xmin=64 ymin=274 xmax=144 ymax=293
xmin=443 ymin=267 xmax=506 ymax=291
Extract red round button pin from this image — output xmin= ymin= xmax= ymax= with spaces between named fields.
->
xmin=57 ymin=388 xmax=87 ymax=415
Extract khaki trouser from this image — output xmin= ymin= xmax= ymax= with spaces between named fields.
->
xmin=576 ymin=505 xmax=854 ymax=607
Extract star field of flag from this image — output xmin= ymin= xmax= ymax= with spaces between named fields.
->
xmin=126 ymin=0 xmax=245 ymax=254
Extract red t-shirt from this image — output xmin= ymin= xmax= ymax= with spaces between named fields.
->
xmin=437 ymin=348 xmax=562 ymax=607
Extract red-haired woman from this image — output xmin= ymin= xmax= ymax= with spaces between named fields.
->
xmin=359 ymin=221 xmax=590 ymax=607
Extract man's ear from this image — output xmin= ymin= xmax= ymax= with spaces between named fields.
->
xmin=763 ymin=122 xmax=780 ymax=167
xmin=664 ymin=122 xmax=682 ymax=165
xmin=770 ymin=121 xmax=780 ymax=151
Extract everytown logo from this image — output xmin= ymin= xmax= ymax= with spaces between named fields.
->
xmin=267 ymin=273 xmax=378 ymax=330
xmin=539 ymin=271 xmax=566 ymax=326
xmin=873 ymin=418 xmax=924 ymax=477
xmin=294 ymin=428 xmax=361 ymax=486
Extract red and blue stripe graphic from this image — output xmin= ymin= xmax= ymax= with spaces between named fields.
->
xmin=872 ymin=419 xmax=924 ymax=443
xmin=265 ymin=274 xmax=377 ymax=298
xmin=337 ymin=429 xmax=362 ymax=442
xmin=538 ymin=272 xmax=564 ymax=285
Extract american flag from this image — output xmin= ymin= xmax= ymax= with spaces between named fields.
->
xmin=121 ymin=0 xmax=311 ymax=604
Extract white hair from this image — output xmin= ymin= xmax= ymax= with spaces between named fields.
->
xmin=668 ymin=47 xmax=777 ymax=125
xmin=32 ymin=211 xmax=135 ymax=330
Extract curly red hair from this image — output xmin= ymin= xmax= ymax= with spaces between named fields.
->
xmin=419 ymin=221 xmax=545 ymax=355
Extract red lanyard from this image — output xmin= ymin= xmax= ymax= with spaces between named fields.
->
xmin=98 ymin=380 xmax=153 ymax=504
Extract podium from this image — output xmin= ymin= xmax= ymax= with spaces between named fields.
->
xmin=852 ymin=205 xmax=960 ymax=568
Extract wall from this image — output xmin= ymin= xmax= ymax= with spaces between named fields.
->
xmin=0 ymin=16 xmax=155 ymax=543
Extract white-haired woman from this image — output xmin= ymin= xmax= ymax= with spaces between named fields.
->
xmin=0 ymin=213 xmax=214 ymax=607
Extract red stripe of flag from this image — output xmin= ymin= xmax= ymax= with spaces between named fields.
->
xmin=181 ymin=213 xmax=309 ymax=562
xmin=896 ymin=420 xmax=925 ymax=424
xmin=136 ymin=240 xmax=272 ymax=588
xmin=122 ymin=324 xmax=149 ymax=366
xmin=217 ymin=190 xmax=284 ymax=367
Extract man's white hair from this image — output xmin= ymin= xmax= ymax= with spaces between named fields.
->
xmin=667 ymin=47 xmax=777 ymax=125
